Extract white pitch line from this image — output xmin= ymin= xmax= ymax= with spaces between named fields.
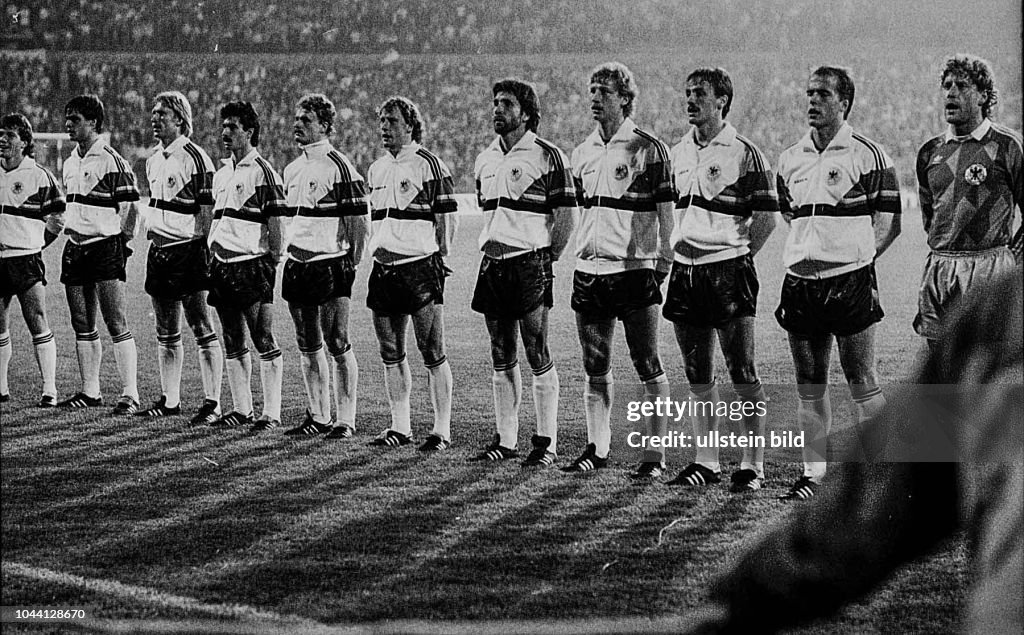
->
xmin=1 ymin=561 xmax=321 ymax=627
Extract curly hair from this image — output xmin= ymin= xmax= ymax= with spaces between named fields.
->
xmin=297 ymin=93 xmax=337 ymax=136
xmin=377 ymin=96 xmax=424 ymax=143
xmin=0 ymin=112 xmax=35 ymax=157
xmin=942 ymin=54 xmax=998 ymax=118
xmin=492 ymin=78 xmax=540 ymax=133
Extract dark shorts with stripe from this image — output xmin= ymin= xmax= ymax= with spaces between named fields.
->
xmin=283 ymin=254 xmax=355 ymax=306
xmin=571 ymin=268 xmax=662 ymax=320
xmin=0 ymin=252 xmax=46 ymax=297
xmin=471 ymin=249 xmax=552 ymax=319
xmin=60 ymin=235 xmax=130 ymax=285
xmin=775 ymin=264 xmax=883 ymax=339
xmin=207 ymin=254 xmax=276 ymax=309
xmin=663 ymin=254 xmax=758 ymax=328
xmin=367 ymin=252 xmax=446 ymax=316
xmin=144 ymin=239 xmax=211 ymax=300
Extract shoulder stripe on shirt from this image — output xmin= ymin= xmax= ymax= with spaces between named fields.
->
xmin=851 ymin=132 xmax=885 ymax=171
xmin=735 ymin=134 xmax=766 ymax=173
xmin=533 ymin=137 xmax=566 ymax=173
xmin=182 ymin=142 xmax=207 ymax=177
xmin=326 ymin=150 xmax=353 ymax=183
xmin=253 ymin=156 xmax=279 ymax=187
xmin=416 ymin=148 xmax=444 ymax=182
xmin=103 ymin=146 xmax=131 ymax=174
xmin=633 ymin=128 xmax=670 ymax=164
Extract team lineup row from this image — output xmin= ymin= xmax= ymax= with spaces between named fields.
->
xmin=1 ymin=54 xmax=1021 ymax=500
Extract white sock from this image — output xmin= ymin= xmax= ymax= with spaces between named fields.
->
xmin=642 ymin=373 xmax=670 ymax=465
xmin=112 ymin=331 xmax=139 ymax=402
xmin=692 ymin=381 xmax=721 ymax=472
xmin=384 ymin=356 xmax=412 ymax=435
xmin=225 ymin=349 xmax=253 ymax=415
xmin=259 ymin=348 xmax=283 ymax=421
xmin=196 ymin=332 xmax=223 ymax=405
xmin=738 ymin=383 xmax=767 ymax=479
xmin=0 ymin=331 xmax=10 ymax=395
xmin=333 ymin=347 xmax=358 ymax=428
xmin=532 ymin=364 xmax=559 ymax=454
xmin=76 ymin=330 xmax=102 ymax=398
xmin=299 ymin=343 xmax=331 ymax=424
xmin=853 ymin=387 xmax=886 ymax=424
xmin=32 ymin=331 xmax=57 ymax=398
xmin=492 ymin=362 xmax=522 ymax=448
xmin=426 ymin=356 xmax=453 ymax=441
xmin=584 ymin=371 xmax=612 ymax=458
xmin=799 ymin=390 xmax=832 ymax=482
xmin=157 ymin=331 xmax=183 ymax=407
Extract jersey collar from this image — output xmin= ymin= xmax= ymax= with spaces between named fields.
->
xmin=159 ymin=135 xmax=190 ymax=158
xmin=222 ymin=147 xmax=260 ymax=168
xmin=490 ymin=130 xmax=537 ymax=154
xmin=586 ymin=117 xmax=637 ymax=147
xmin=300 ymin=138 xmax=333 ymax=158
xmin=685 ymin=121 xmax=737 ymax=149
xmin=944 ymin=118 xmax=991 ymax=142
xmin=800 ymin=121 xmax=853 ymax=153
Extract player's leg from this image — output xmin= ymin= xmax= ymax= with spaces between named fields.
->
xmin=17 ymin=283 xmax=57 ymax=405
xmin=214 ymin=305 xmax=254 ymax=425
xmin=62 ymin=283 xmax=103 ymax=404
xmin=96 ymin=278 xmax=139 ymax=414
xmin=521 ymin=304 xmax=559 ymax=460
xmin=788 ymin=332 xmax=833 ymax=492
xmin=474 ymin=315 xmax=522 ymax=458
xmin=244 ymin=300 xmax=282 ymax=429
xmin=668 ymin=320 xmax=723 ymax=485
xmin=0 ymin=295 xmax=10 ymax=400
xmin=837 ymin=323 xmax=885 ymax=429
xmin=720 ymin=316 xmax=767 ymax=491
xmin=372 ymin=312 xmax=414 ymax=443
xmin=622 ymin=304 xmax=670 ymax=478
xmin=411 ymin=301 xmax=452 ymax=449
xmin=144 ymin=296 xmax=184 ymax=415
xmin=182 ymin=290 xmax=223 ymax=424
xmin=574 ymin=311 xmax=615 ymax=467
xmin=288 ymin=300 xmax=332 ymax=430
xmin=322 ymin=295 xmax=356 ymax=434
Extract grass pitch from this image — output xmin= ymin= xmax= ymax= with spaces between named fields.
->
xmin=1 ymin=209 xmax=968 ymax=633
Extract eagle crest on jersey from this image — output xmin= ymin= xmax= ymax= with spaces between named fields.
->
xmin=965 ymin=164 xmax=987 ymax=185
xmin=707 ymin=164 xmax=721 ymax=181
xmin=511 ymin=167 xmax=522 ymax=181
xmin=12 ymin=181 xmax=23 ymax=194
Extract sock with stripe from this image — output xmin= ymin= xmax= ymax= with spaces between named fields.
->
xmin=798 ymin=387 xmax=832 ymax=482
xmin=225 ymin=348 xmax=253 ymax=416
xmin=333 ymin=346 xmax=357 ymax=429
xmin=75 ymin=330 xmax=102 ymax=398
xmin=531 ymin=364 xmax=558 ymax=454
xmin=196 ymin=332 xmax=223 ymax=405
xmin=642 ymin=372 xmax=670 ymax=465
xmin=299 ymin=342 xmax=331 ymax=424
xmin=691 ymin=380 xmax=722 ymax=472
xmin=737 ymin=382 xmax=768 ymax=479
xmin=384 ymin=355 xmax=412 ymax=436
xmin=112 ymin=331 xmax=139 ymax=402
xmin=492 ymin=361 xmax=521 ymax=449
xmin=852 ymin=386 xmax=886 ymax=424
xmin=584 ymin=371 xmax=612 ymax=459
xmin=0 ymin=331 xmax=10 ymax=396
xmin=157 ymin=331 xmax=183 ymax=408
xmin=258 ymin=348 xmax=283 ymax=421
xmin=32 ymin=331 xmax=57 ymax=399
xmin=426 ymin=356 xmax=453 ymax=442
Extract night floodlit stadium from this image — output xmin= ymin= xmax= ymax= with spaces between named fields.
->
xmin=1 ymin=1 xmax=1021 ymax=632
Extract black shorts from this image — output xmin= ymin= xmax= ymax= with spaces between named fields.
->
xmin=367 ymin=252 xmax=446 ymax=316
xmin=775 ymin=264 xmax=883 ymax=339
xmin=283 ymin=254 xmax=355 ymax=306
xmin=145 ymin=240 xmax=211 ymax=300
xmin=207 ymin=254 xmax=276 ymax=309
xmin=60 ymin=235 xmax=130 ymax=285
xmin=0 ymin=253 xmax=46 ymax=297
xmin=471 ymin=249 xmax=552 ymax=319
xmin=571 ymin=269 xmax=662 ymax=320
xmin=663 ymin=254 xmax=758 ymax=328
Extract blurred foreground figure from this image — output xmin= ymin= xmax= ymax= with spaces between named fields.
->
xmin=697 ymin=265 xmax=1023 ymax=634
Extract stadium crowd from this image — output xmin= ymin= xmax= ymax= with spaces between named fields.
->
xmin=3 ymin=49 xmax=1019 ymax=193
xmin=3 ymin=0 xmax=999 ymax=53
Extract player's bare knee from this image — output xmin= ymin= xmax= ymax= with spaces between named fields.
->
xmin=632 ymin=356 xmax=663 ymax=382
xmin=252 ymin=332 xmax=278 ymax=355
